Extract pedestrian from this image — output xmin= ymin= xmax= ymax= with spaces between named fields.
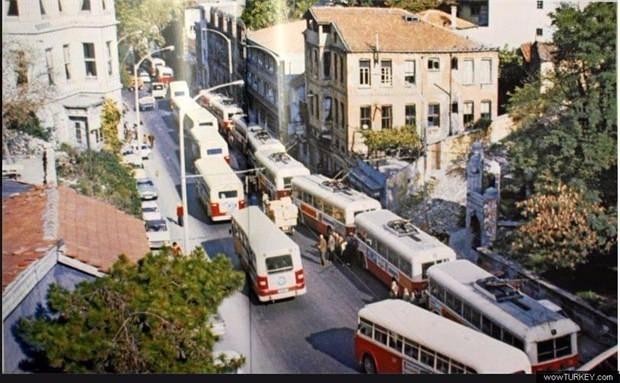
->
xmin=327 ymin=232 xmax=336 ymax=263
xmin=410 ymin=289 xmax=417 ymax=304
xmin=317 ymin=234 xmax=327 ymax=267
xmin=171 ymin=242 xmax=182 ymax=257
xmin=148 ymin=134 xmax=155 ymax=148
xmin=340 ymin=238 xmax=349 ymax=266
xmin=402 ymin=287 xmax=411 ymax=302
xmin=143 ymin=133 xmax=148 ymax=145
xmin=345 ymin=233 xmax=358 ymax=266
xmin=176 ymin=204 xmax=184 ymax=227
xmin=389 ymin=277 xmax=399 ymax=298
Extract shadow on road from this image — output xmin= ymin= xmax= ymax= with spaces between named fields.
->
xmin=306 ymin=327 xmax=358 ymax=371
xmin=200 ymin=237 xmax=236 ymax=266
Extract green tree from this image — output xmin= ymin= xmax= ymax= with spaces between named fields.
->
xmin=497 ymin=47 xmax=528 ymax=114
xmin=381 ymin=0 xmax=440 ymax=13
xmin=362 ymin=125 xmax=422 ymax=159
xmin=241 ymin=0 xmax=288 ymax=30
xmin=101 ymin=98 xmax=122 ymax=155
xmin=17 ymin=248 xmax=245 ymax=373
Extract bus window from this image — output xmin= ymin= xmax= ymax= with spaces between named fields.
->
xmin=265 ymin=255 xmax=293 ymax=274
xmin=388 ymin=332 xmax=403 ymax=353
xmin=207 ymin=148 xmax=223 ymax=155
xmin=283 ymin=177 xmax=293 ymax=188
xmin=358 ymin=318 xmax=373 ymax=337
xmin=333 ymin=207 xmax=345 ymax=222
xmin=450 ymin=360 xmax=465 ymax=374
xmin=420 ymin=346 xmax=435 ymax=368
xmin=491 ymin=322 xmax=501 ymax=340
xmin=219 ymin=190 xmax=238 ymax=199
xmin=323 ymin=202 xmax=333 ymax=217
xmin=399 ymin=257 xmax=412 ymax=276
xmin=404 ymin=338 xmax=419 ymax=360
xmin=436 ymin=353 xmax=450 ymax=373
xmin=481 ymin=316 xmax=492 ymax=336
xmin=373 ymin=325 xmax=388 ymax=345
xmin=555 ymin=335 xmax=572 ymax=358
xmin=421 ymin=261 xmax=435 ymax=278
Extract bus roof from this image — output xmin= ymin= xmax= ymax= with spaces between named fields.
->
xmin=427 ymin=260 xmax=580 ymax=342
xmin=190 ymin=127 xmax=227 ymax=147
xmin=185 ymin=106 xmax=218 ymax=128
xmin=204 ymin=93 xmax=243 ymax=114
xmin=247 ymin=128 xmax=286 ymax=153
xmin=172 ymin=95 xmax=200 ymax=113
xmin=355 ymin=209 xmax=456 ymax=264
xmin=291 ymin=174 xmax=381 ymax=212
xmin=255 ymin=150 xmax=310 ymax=178
xmin=194 ymin=157 xmax=242 ymax=189
xmin=358 ymin=300 xmax=532 ymax=373
xmin=230 ymin=206 xmax=299 ymax=258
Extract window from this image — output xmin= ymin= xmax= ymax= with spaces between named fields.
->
xmin=312 ymin=49 xmax=318 ymax=77
xmin=420 ymin=346 xmax=435 ymax=368
xmin=373 ymin=325 xmax=388 ymax=345
xmin=463 ymin=59 xmax=474 ymax=84
xmin=380 ymin=60 xmax=392 ymax=86
xmin=405 ymin=104 xmax=416 ymax=127
xmin=94 ymin=129 xmax=100 ymax=143
xmin=398 ymin=257 xmax=412 ymax=276
xmin=359 ymin=60 xmax=370 ymax=86
xmin=334 ymin=55 xmax=338 ymax=82
xmin=451 ymin=57 xmax=458 ymax=70
xmin=480 ymin=59 xmax=492 ymax=84
xmin=340 ymin=55 xmax=344 ymax=83
xmin=388 ymin=332 xmax=403 ymax=353
xmin=83 ymin=43 xmax=97 ymax=77
xmin=218 ymin=190 xmax=238 ymax=199
xmin=404 ymin=339 xmax=419 ymax=360
xmin=537 ymin=335 xmax=572 ymax=362
xmin=358 ymin=319 xmax=373 ymax=337
xmin=45 ymin=48 xmax=54 ymax=85
xmin=7 ymin=0 xmax=18 ymax=16
xmin=537 ymin=0 xmax=543 ymax=9
xmin=39 ymin=0 xmax=46 ymax=15
xmin=381 ymin=105 xmax=392 ymax=129
xmin=436 ymin=354 xmax=450 ymax=373
xmin=360 ymin=106 xmax=371 ymax=129
xmin=480 ymin=101 xmax=491 ymax=120
xmin=404 ymin=59 xmax=415 ymax=85
xmin=427 ymin=58 xmax=440 ymax=71
xmin=451 ymin=102 xmax=458 ymax=114
xmin=536 ymin=28 xmax=543 ymax=36
xmin=75 ymin=122 xmax=82 ymax=144
xmin=340 ymin=101 xmax=345 ymax=128
xmin=105 ymin=41 xmax=113 ymax=75
xmin=81 ymin=0 xmax=91 ymax=11
xmin=63 ymin=44 xmax=71 ymax=80
xmin=265 ymin=255 xmax=293 ymax=274
xmin=427 ymin=103 xmax=440 ymax=128
xmin=463 ymin=101 xmax=474 ymax=127
xmin=323 ymin=51 xmax=331 ymax=79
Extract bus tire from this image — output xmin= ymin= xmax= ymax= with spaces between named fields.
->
xmin=362 ymin=354 xmax=377 ymax=374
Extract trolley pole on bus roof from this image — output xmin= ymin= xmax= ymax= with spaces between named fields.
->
xmin=179 ymin=80 xmax=245 ymax=253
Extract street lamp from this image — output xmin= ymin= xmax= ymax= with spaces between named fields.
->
xmin=134 ymin=45 xmax=175 ymax=148
xmin=179 ymin=79 xmax=245 ymax=252
xmin=201 ymin=27 xmax=232 ymax=84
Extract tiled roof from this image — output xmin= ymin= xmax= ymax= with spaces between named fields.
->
xmin=309 ymin=7 xmax=488 ymax=53
xmin=57 ymin=186 xmax=149 ymax=272
xmin=520 ymin=42 xmax=533 ymax=63
xmin=416 ymin=9 xmax=477 ymax=30
xmin=2 ymin=186 xmax=55 ymax=291
xmin=247 ymin=20 xmax=307 ymax=56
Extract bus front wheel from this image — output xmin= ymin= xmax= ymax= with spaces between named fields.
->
xmin=362 ymin=354 xmax=376 ymax=374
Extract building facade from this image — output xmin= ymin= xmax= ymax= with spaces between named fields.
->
xmin=2 ymin=0 xmax=122 ymax=150
xmin=303 ymin=6 xmax=499 ymax=175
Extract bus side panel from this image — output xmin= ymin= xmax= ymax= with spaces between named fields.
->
xmin=354 ymin=335 xmax=402 ymax=373
xmin=532 ymin=354 xmax=580 ymax=373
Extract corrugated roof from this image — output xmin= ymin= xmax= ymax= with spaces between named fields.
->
xmin=309 ymin=6 xmax=487 ymax=53
xmin=247 ymin=20 xmax=307 ymax=56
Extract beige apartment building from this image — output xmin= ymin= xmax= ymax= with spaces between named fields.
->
xmin=303 ymin=6 xmax=498 ymax=175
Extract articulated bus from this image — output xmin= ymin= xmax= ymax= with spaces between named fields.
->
xmin=246 ymin=127 xmax=286 ymax=167
xmin=231 ymin=206 xmax=306 ymax=302
xmin=254 ymin=150 xmax=310 ymax=200
xmin=199 ymin=93 xmax=244 ymax=137
xmin=354 ymin=209 xmax=457 ymax=294
xmin=195 ymin=157 xmax=245 ymax=221
xmin=291 ymin=174 xmax=381 ymax=237
xmin=426 ymin=260 xmax=581 ymax=372
xmin=355 ymin=299 xmax=532 ymax=374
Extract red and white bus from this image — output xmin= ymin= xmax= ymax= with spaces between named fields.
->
xmin=246 ymin=127 xmax=286 ymax=167
xmin=254 ymin=150 xmax=310 ymax=200
xmin=195 ymin=157 xmax=245 ymax=221
xmin=199 ymin=93 xmax=244 ymax=137
xmin=354 ymin=209 xmax=456 ymax=294
xmin=231 ymin=206 xmax=306 ymax=302
xmin=426 ymin=260 xmax=581 ymax=372
xmin=355 ymin=299 xmax=532 ymax=374
xmin=291 ymin=174 xmax=381 ymax=237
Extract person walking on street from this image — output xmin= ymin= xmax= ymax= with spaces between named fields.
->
xmin=317 ymin=234 xmax=327 ymax=267
xmin=327 ymin=232 xmax=336 ymax=263
xmin=340 ymin=236 xmax=349 ymax=266
xmin=402 ymin=287 xmax=411 ymax=302
xmin=390 ymin=277 xmax=400 ymax=298
xmin=148 ymin=134 xmax=155 ymax=148
xmin=176 ymin=204 xmax=184 ymax=227
xmin=171 ymin=242 xmax=182 ymax=257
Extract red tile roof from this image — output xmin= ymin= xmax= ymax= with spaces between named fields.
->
xmin=416 ymin=9 xmax=477 ymax=30
xmin=308 ymin=6 xmax=488 ymax=53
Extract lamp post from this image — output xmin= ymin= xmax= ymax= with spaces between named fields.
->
xmin=134 ymin=45 xmax=175 ymax=148
xmin=179 ymin=79 xmax=245 ymax=252
xmin=202 ymin=27 xmax=232 ymax=84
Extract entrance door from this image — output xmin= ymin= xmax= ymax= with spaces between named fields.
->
xmin=69 ymin=116 xmax=89 ymax=150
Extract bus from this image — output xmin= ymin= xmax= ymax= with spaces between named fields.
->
xmin=291 ymin=174 xmax=381 ymax=237
xmin=245 ymin=127 xmax=286 ymax=167
xmin=168 ymin=80 xmax=189 ymax=100
xmin=426 ymin=260 xmax=581 ymax=372
xmin=188 ymin=126 xmax=230 ymax=165
xmin=199 ymin=93 xmax=244 ymax=137
xmin=230 ymin=206 xmax=307 ymax=302
xmin=195 ymin=157 xmax=245 ymax=221
xmin=354 ymin=209 xmax=457 ymax=294
xmin=355 ymin=299 xmax=532 ymax=374
xmin=156 ymin=66 xmax=174 ymax=84
xmin=254 ymin=150 xmax=310 ymax=200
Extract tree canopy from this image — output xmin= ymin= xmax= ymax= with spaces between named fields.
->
xmin=17 ymin=248 xmax=245 ymax=373
xmin=362 ymin=125 xmax=423 ymax=159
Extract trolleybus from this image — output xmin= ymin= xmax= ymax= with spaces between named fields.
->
xmin=199 ymin=93 xmax=244 ymax=137
xmin=246 ymin=127 xmax=286 ymax=167
xmin=195 ymin=157 xmax=245 ymax=221
xmin=254 ymin=150 xmax=310 ymax=200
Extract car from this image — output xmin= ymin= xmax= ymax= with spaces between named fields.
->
xmin=151 ymin=82 xmax=166 ymax=99
xmin=139 ymin=144 xmax=151 ymax=159
xmin=127 ymin=75 xmax=144 ymax=92
xmin=138 ymin=95 xmax=155 ymax=111
xmin=121 ymin=148 xmax=143 ymax=168
xmin=136 ymin=177 xmax=158 ymax=200
xmin=141 ymin=200 xmax=162 ymax=221
xmin=138 ymin=70 xmax=151 ymax=84
xmin=145 ymin=219 xmax=171 ymax=249
xmin=213 ymin=350 xmax=244 ymax=374
xmin=208 ymin=312 xmax=226 ymax=337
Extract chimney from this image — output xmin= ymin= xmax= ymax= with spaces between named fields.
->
xmin=450 ymin=5 xmax=457 ymax=30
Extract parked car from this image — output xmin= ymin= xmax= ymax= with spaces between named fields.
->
xmin=121 ymin=148 xmax=143 ymax=168
xmin=138 ymin=70 xmax=151 ymax=84
xmin=145 ymin=219 xmax=171 ymax=249
xmin=139 ymin=144 xmax=152 ymax=159
xmin=208 ymin=312 xmax=226 ymax=337
xmin=151 ymin=82 xmax=166 ymax=99
xmin=138 ymin=95 xmax=155 ymax=111
xmin=136 ymin=177 xmax=157 ymax=200
xmin=127 ymin=75 xmax=144 ymax=92
xmin=141 ymin=200 xmax=162 ymax=221
xmin=151 ymin=58 xmax=166 ymax=76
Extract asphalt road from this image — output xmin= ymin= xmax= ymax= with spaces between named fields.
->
xmin=124 ymin=89 xmax=390 ymax=373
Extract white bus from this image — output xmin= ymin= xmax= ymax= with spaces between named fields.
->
xmin=291 ymin=174 xmax=381 ymax=237
xmin=188 ymin=126 xmax=230 ymax=165
xmin=195 ymin=157 xmax=245 ymax=222
xmin=354 ymin=209 xmax=457 ymax=294
xmin=426 ymin=260 xmax=581 ymax=372
xmin=168 ymin=80 xmax=189 ymax=100
xmin=254 ymin=150 xmax=310 ymax=200
xmin=355 ymin=299 xmax=532 ymax=374
xmin=230 ymin=115 xmax=254 ymax=150
xmin=245 ymin=127 xmax=286 ymax=166
xmin=230 ymin=206 xmax=307 ymax=302
xmin=199 ymin=93 xmax=244 ymax=137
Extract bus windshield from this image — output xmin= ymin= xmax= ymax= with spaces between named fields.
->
xmin=218 ymin=190 xmax=238 ymax=199
xmin=266 ymin=255 xmax=293 ymax=274
xmin=206 ymin=148 xmax=223 ymax=155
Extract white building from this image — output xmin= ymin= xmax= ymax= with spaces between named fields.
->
xmin=2 ymin=0 xmax=122 ymax=150
xmin=455 ymin=0 xmax=593 ymax=49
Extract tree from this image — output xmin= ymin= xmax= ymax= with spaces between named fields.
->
xmin=511 ymin=182 xmax=615 ymax=272
xmin=17 ymin=248 xmax=245 ymax=373
xmin=241 ymin=0 xmax=288 ymax=30
xmin=381 ymin=0 xmax=440 ymax=13
xmin=362 ymin=125 xmax=422 ymax=159
xmin=100 ymin=98 xmax=123 ymax=155
xmin=497 ymin=47 xmax=528 ymax=114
